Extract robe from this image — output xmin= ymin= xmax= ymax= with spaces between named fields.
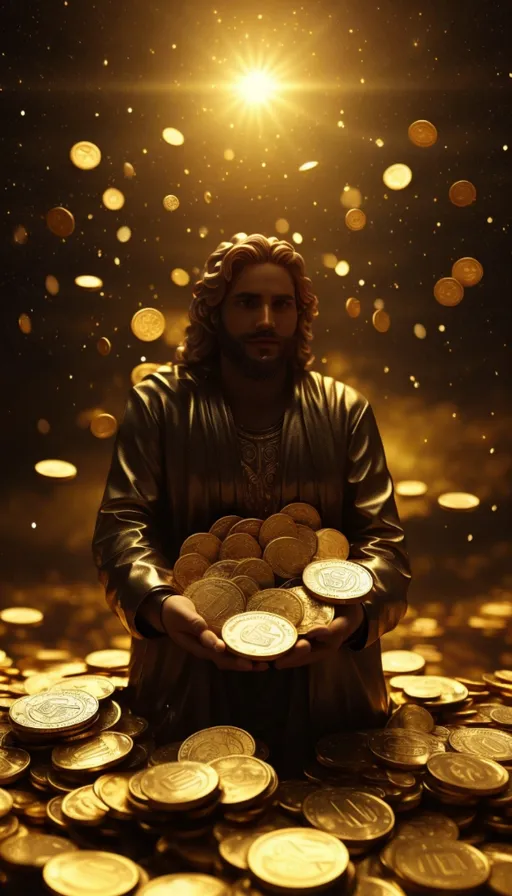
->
xmin=92 ymin=362 xmax=412 ymax=767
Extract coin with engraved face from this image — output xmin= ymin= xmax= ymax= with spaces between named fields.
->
xmin=303 ymin=559 xmax=373 ymax=603
xmin=394 ymin=839 xmax=490 ymax=891
xmin=248 ymin=827 xmax=349 ymax=891
xmin=427 ymin=752 xmax=509 ymax=796
xmin=140 ymin=761 xmax=219 ymax=810
xmin=178 ymin=726 xmax=255 ymax=763
xmin=9 ymin=690 xmax=99 ymax=734
xmin=43 ymin=850 xmax=140 ymax=896
xmin=303 ymin=788 xmax=395 ymax=844
xmin=222 ymin=612 xmax=297 ymax=661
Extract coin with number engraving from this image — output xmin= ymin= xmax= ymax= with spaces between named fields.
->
xmin=303 ymin=559 xmax=373 ymax=603
xmin=61 ymin=784 xmax=109 ymax=826
xmin=303 ymin=788 xmax=395 ymax=844
xmin=140 ymin=761 xmax=219 ymax=810
xmin=222 ymin=612 xmax=297 ymax=661
xmin=448 ymin=728 xmax=512 ymax=762
xmin=178 ymin=726 xmax=255 ymax=763
xmin=209 ymin=755 xmax=271 ymax=807
xmin=280 ymin=502 xmax=322 ymax=530
xmin=9 ymin=690 xmax=99 ymax=734
xmin=394 ymin=839 xmax=490 ymax=891
xmin=247 ymin=589 xmax=304 ymax=626
xmin=137 ymin=875 xmax=231 ymax=896
xmin=248 ymin=827 xmax=349 ymax=891
xmin=427 ymin=752 xmax=509 ymax=796
xmin=43 ymin=850 xmax=140 ymax=896
xmin=185 ymin=578 xmax=245 ymax=635
xmin=52 ymin=732 xmax=133 ymax=773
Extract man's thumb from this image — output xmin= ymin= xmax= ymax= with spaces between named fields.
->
xmin=166 ymin=595 xmax=208 ymax=636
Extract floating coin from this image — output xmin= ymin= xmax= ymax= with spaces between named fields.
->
xmin=303 ymin=559 xmax=373 ymax=603
xmin=131 ymin=362 xmax=163 ymax=386
xmin=52 ymin=732 xmax=133 ymax=773
xmin=180 ymin=533 xmax=222 ymax=562
xmin=209 ymin=516 xmax=243 ymax=540
xmin=449 ymin=180 xmax=477 ymax=207
xmin=248 ymin=827 xmax=349 ymax=892
xmin=85 ymin=649 xmax=130 ymax=672
xmin=313 ymin=528 xmax=350 ymax=561
xmin=90 ymin=413 xmax=118 ymax=439
xmin=280 ymin=502 xmax=321 ymax=530
xmin=61 ymin=784 xmax=109 ymax=826
xmin=137 ymin=875 xmax=231 ymax=896
xmin=369 ymin=730 xmax=432 ymax=769
xmin=131 ymin=308 xmax=166 ymax=342
xmin=229 ymin=518 xmax=264 ymax=539
xmin=304 ymin=787 xmax=395 ymax=845
xmin=43 ymin=850 xmax=140 ymax=896
xmin=46 ymin=207 xmax=75 ymax=238
xmin=140 ymin=761 xmax=219 ymax=810
xmin=102 ymin=187 xmax=125 ymax=210
xmin=69 ymin=140 xmax=101 ymax=170
xmin=9 ymin=690 xmax=99 ymax=734
xmin=173 ymin=553 xmax=211 ymax=591
xmin=50 ymin=675 xmax=115 ymax=701
xmin=34 ymin=458 xmax=77 ymax=480
xmin=222 ymin=612 xmax=297 ymax=661
xmin=203 ymin=560 xmax=238 ymax=579
xmin=408 ymin=119 xmax=438 ymax=147
xmin=209 ymin=755 xmax=271 ymax=807
xmin=0 ymin=606 xmax=43 ymax=625
xmin=434 ymin=276 xmax=465 ymax=307
xmin=185 ymin=578 xmax=245 ymax=635
xmin=394 ymin=839 xmax=490 ymax=891
xmin=290 ymin=586 xmax=335 ymax=635
xmin=345 ymin=208 xmax=367 ymax=231
xmin=178 ymin=726 xmax=255 ymax=763
xmin=382 ymin=651 xmax=426 ymax=675
xmin=452 ymin=256 xmax=484 ymax=288
xmin=18 ymin=312 xmax=31 ymax=334
xmin=373 ymin=310 xmax=391 ymax=334
xmin=247 ymin=588 xmax=304 ymax=626
xmin=346 ymin=297 xmax=361 ymax=318
xmin=96 ymin=336 xmax=112 ymax=356
xmin=427 ymin=752 xmax=509 ymax=795
xmin=448 ymin=728 xmax=512 ymax=762
xmin=233 ymin=558 xmax=275 ymax=589
xmin=220 ymin=533 xmax=262 ymax=561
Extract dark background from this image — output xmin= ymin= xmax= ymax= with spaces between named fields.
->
xmin=0 ymin=0 xmax=510 ymax=662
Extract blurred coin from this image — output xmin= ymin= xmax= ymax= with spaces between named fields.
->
xmin=303 ymin=559 xmax=373 ymax=603
xmin=369 ymin=730 xmax=432 ymax=769
xmin=280 ymin=502 xmax=321 ymax=530
xmin=449 ymin=180 xmax=477 ymax=207
xmin=131 ymin=362 xmax=163 ymax=386
xmin=96 ymin=336 xmax=112 ymax=356
xmin=50 ymin=675 xmax=115 ymax=701
xmin=43 ymin=850 xmax=140 ymax=896
xmin=394 ymin=839 xmax=490 ymax=891
xmin=263 ymin=537 xmax=311 ymax=578
xmin=185 ymin=578 xmax=245 ymax=635
xmin=490 ymin=707 xmax=512 ymax=728
xmin=383 ymin=651 xmax=426 ymax=675
xmin=449 ymin=728 xmax=512 ymax=762
xmin=209 ymin=755 xmax=271 ymax=807
xmin=102 ymin=187 xmax=125 ymax=210
xmin=220 ymin=534 xmax=262 ymax=560
xmin=90 ymin=413 xmax=118 ymax=439
xmin=452 ymin=256 xmax=484 ymax=286
xmin=203 ymin=560 xmax=238 ymax=580
xmin=408 ymin=120 xmax=438 ymax=147
xmin=112 ymin=712 xmax=148 ymax=739
xmin=174 ymin=553 xmax=210 ymax=591
xmin=346 ymin=297 xmax=361 ymax=318
xmin=52 ymin=732 xmax=133 ymax=773
xmin=396 ymin=811 xmax=459 ymax=840
xmin=229 ymin=519 xmax=264 ymax=539
xmin=131 ymin=308 xmax=166 ymax=342
xmin=403 ymin=678 xmax=444 ymax=700
xmin=373 ymin=310 xmax=391 ymax=333
xmin=427 ymin=752 xmax=509 ymax=796
xmin=70 ymin=140 xmax=101 ymax=170
xmin=355 ymin=879 xmax=406 ymax=896
xmin=140 ymin=761 xmax=219 ymax=810
xmin=222 ymin=612 xmax=297 ymax=662
xmin=178 ymin=726 xmax=255 ymax=763
xmin=45 ymin=795 xmax=66 ymax=829
xmin=247 ymin=588 xmax=304 ymax=626
xmin=290 ymin=586 xmax=335 ymax=635
xmin=0 ymin=789 xmax=13 ymax=818
xmin=248 ymin=827 xmax=349 ymax=892
xmin=259 ymin=513 xmax=298 ymax=548
xmin=85 ymin=649 xmax=130 ymax=672
xmin=495 ymin=671 xmax=512 ymax=685
xmin=433 ymin=275 xmax=466 ymax=307
xmin=345 ymin=208 xmax=367 ymax=231
xmin=233 ymin=558 xmax=275 ymax=589
xmin=34 ymin=459 xmax=77 ymax=480
xmin=0 ymin=831 xmax=77 ymax=869
xmin=46 ymin=207 xmax=75 ymax=237
xmin=304 ymin=787 xmax=395 ymax=845
xmin=489 ymin=862 xmax=512 ymax=896
xmin=137 ymin=874 xmax=231 ymax=895
xmin=180 ymin=533 xmax=222 ymax=562
xmin=0 ymin=606 xmax=43 ymax=625
xmin=313 ymin=528 xmax=350 ymax=561
xmin=277 ymin=780 xmax=320 ymax=816
xmin=209 ymin=516 xmax=243 ymax=540
xmin=0 ymin=748 xmax=30 ymax=785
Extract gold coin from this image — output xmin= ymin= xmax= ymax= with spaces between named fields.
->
xmin=209 ymin=516 xmax=243 ymax=540
xmin=46 ymin=207 xmax=75 ymax=237
xmin=185 ymin=578 xmax=245 ymax=635
xmin=173 ymin=553 xmax=211 ymax=591
xmin=290 ymin=586 xmax=335 ymax=635
xmin=247 ymin=588 xmax=304 ymax=627
xmin=427 ymin=753 xmax=509 ymax=796
xmin=203 ymin=560 xmax=238 ymax=579
xmin=434 ymin=276 xmax=465 ymax=306
xmin=61 ymin=784 xmax=109 ymax=826
xmin=495 ymin=670 xmax=512 ymax=684
xmin=43 ymin=850 xmax=140 ymax=896
xmin=85 ymin=649 xmax=130 ymax=672
xmin=277 ymin=779 xmax=320 ymax=816
xmin=303 ymin=559 xmax=373 ymax=603
xmin=46 ymin=795 xmax=66 ymax=829
xmin=490 ymin=706 xmax=512 ymax=728
xmin=219 ymin=830 xmax=272 ymax=871
xmin=130 ymin=308 xmax=166 ymax=342
xmin=52 ymin=732 xmax=133 ymax=773
xmin=149 ymin=742 xmax=182 ymax=765
xmin=180 ymin=533 xmax=222 ymax=563
xmin=140 ymin=761 xmax=219 ymax=810
xmin=394 ymin=839 xmax=490 ymax=891
xmin=248 ymin=827 xmax=349 ymax=891
xmin=130 ymin=361 xmax=163 ymax=386
xmin=9 ymin=690 xmax=99 ymax=734
xmin=452 ymin=256 xmax=484 ymax=287
xmin=373 ymin=309 xmax=391 ymax=333
xmin=403 ymin=678 xmax=444 ymax=700
xmin=0 ymin=788 xmax=13 ymax=818
xmin=69 ymin=140 xmax=101 ymax=170
xmin=315 ymin=731 xmax=371 ymax=770
xmin=345 ymin=297 xmax=361 ymax=318
xmin=264 ymin=536 xmax=312 ymax=578
xmin=355 ymin=879 xmax=406 ymax=896
xmin=0 ymin=606 xmax=43 ymax=625
xmin=96 ymin=336 xmax=112 ymax=356
xmin=222 ymin=611 xmax=297 ymax=661
xmin=489 ymin=862 xmax=512 ymax=896
xmin=18 ymin=312 xmax=31 ymax=334
xmin=304 ymin=787 xmax=395 ymax=844
xmin=137 ymin=875 xmax=231 ymax=896
xmin=345 ymin=208 xmax=367 ymax=231
xmin=0 ymin=748 xmax=31 ymax=786
xmin=386 ymin=704 xmax=435 ymax=734
xmin=220 ymin=533 xmax=262 ymax=560
xmin=102 ymin=187 xmax=125 ymax=210
xmin=209 ymin=755 xmax=271 ymax=807
xmin=296 ymin=524 xmax=318 ymax=560
xmin=259 ymin=513 xmax=298 ymax=548
xmin=94 ymin=772 xmax=134 ymax=818
xmin=382 ymin=651 xmax=426 ymax=675
xmin=280 ymin=502 xmax=321 ymax=530
xmin=178 ymin=726 xmax=255 ymax=763
xmin=369 ymin=730 xmax=433 ymax=769
xmin=449 ymin=728 xmax=512 ymax=762
xmin=233 ymin=558 xmax=275 ymax=589
xmin=112 ymin=712 xmax=148 ymax=739
xmin=228 ymin=518 xmax=264 ymax=539
xmin=408 ymin=119 xmax=438 ymax=147
xmin=0 ymin=831 xmax=77 ymax=869
xmin=90 ymin=413 xmax=118 ymax=439
xmin=50 ymin=675 xmax=115 ymax=701
xmin=449 ymin=179 xmax=477 ymax=207
xmin=314 ymin=528 xmax=350 ymax=561
xmin=34 ymin=458 xmax=77 ymax=480
xmin=231 ymin=575 xmax=259 ymax=600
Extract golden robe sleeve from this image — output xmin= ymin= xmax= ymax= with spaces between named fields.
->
xmin=91 ymin=384 xmax=174 ymax=639
xmin=342 ymin=398 xmax=412 ymax=648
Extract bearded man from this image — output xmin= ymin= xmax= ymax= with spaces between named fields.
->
xmin=92 ymin=233 xmax=412 ymax=771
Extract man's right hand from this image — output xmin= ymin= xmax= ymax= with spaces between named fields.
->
xmin=161 ymin=594 xmax=269 ymax=672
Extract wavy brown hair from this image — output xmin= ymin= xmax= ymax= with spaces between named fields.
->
xmin=175 ymin=233 xmax=319 ymax=371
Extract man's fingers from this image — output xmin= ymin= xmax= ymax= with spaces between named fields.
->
xmin=199 ymin=629 xmax=225 ymax=652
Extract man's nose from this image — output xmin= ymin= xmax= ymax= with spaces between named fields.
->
xmin=256 ymin=302 xmax=274 ymax=328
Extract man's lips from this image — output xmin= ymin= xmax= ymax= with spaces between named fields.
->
xmin=246 ymin=338 xmax=280 ymax=344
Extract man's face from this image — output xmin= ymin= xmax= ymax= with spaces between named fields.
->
xmin=218 ymin=262 xmax=299 ymax=380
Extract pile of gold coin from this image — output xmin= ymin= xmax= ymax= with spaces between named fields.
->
xmin=166 ymin=503 xmax=373 ymax=661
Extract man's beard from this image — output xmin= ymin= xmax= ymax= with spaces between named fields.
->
xmin=216 ymin=317 xmax=297 ymax=380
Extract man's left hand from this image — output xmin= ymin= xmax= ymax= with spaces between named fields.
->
xmin=274 ymin=603 xmax=365 ymax=670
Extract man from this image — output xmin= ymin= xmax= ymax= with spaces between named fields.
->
xmin=92 ymin=233 xmax=412 ymax=771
